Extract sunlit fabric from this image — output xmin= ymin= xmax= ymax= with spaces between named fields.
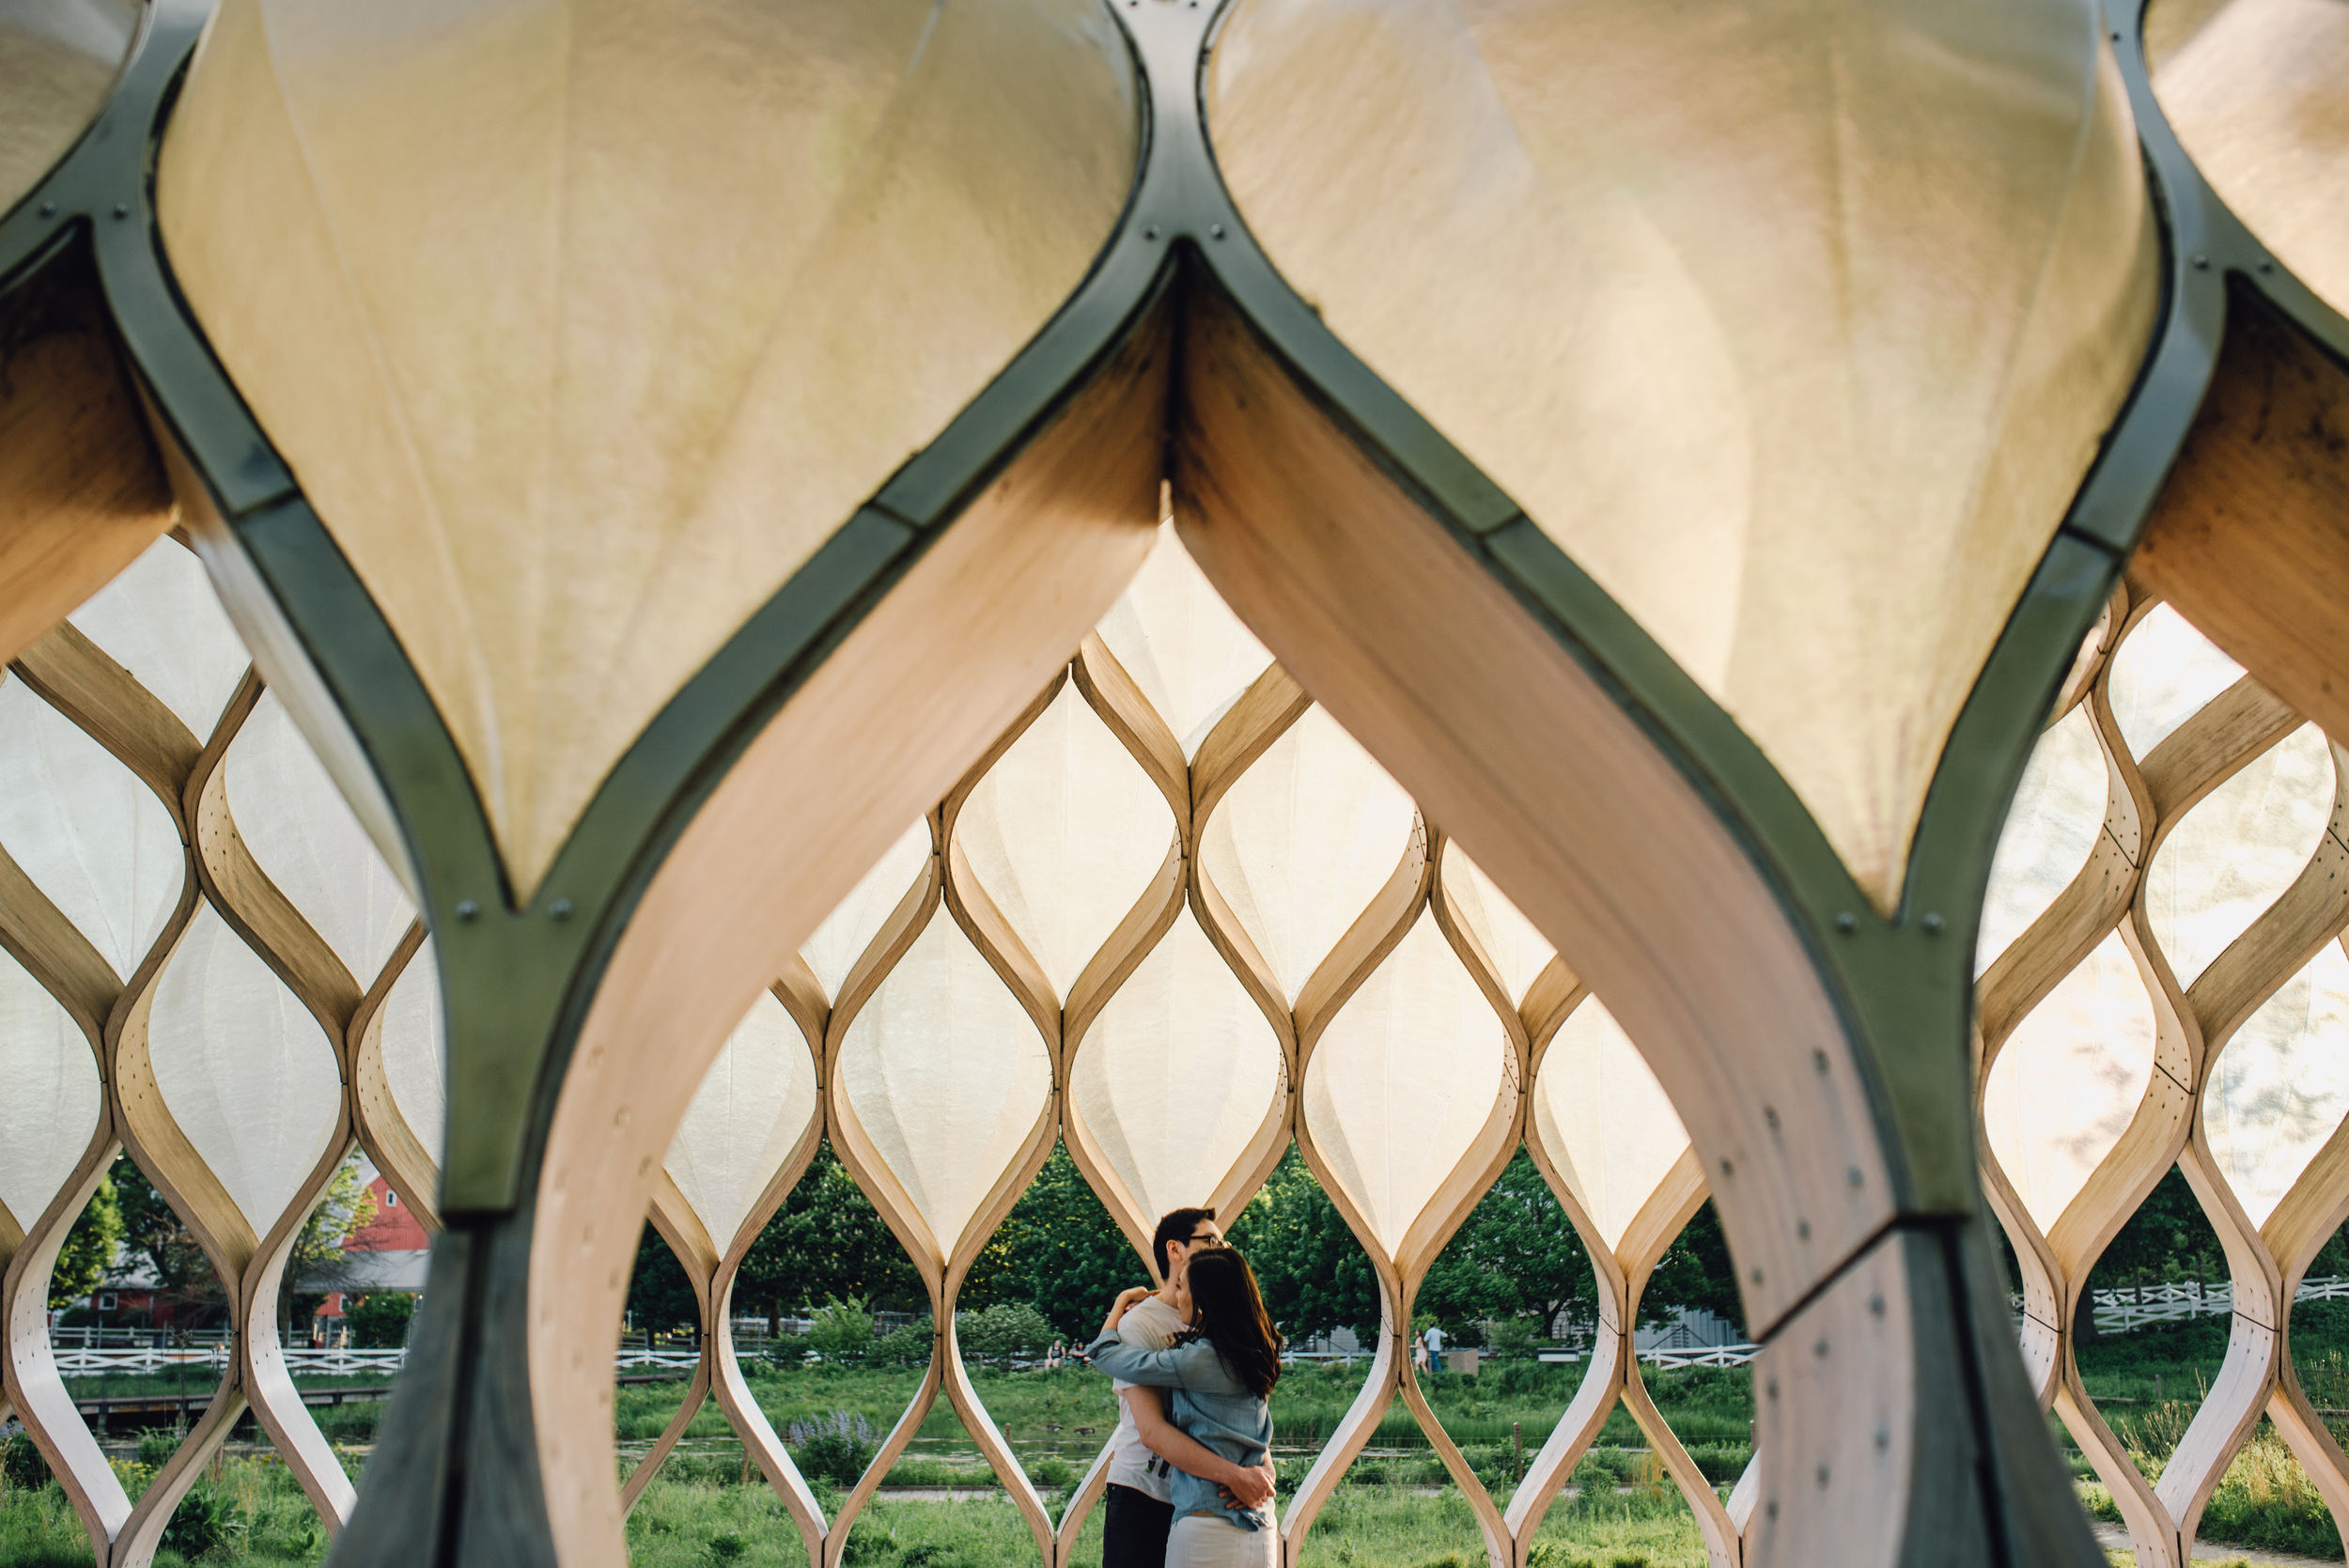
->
xmin=799 ymin=819 xmax=930 ymax=1001
xmin=663 ymin=992 xmax=818 ymax=1253
xmin=2105 ymin=603 xmax=2246 ymax=761
xmin=66 ymin=537 xmax=251 ymax=740
xmin=379 ymin=938 xmax=447 ymax=1172
xmin=1979 ymin=706 xmax=2109 ymax=974
xmin=2145 ymin=723 xmax=2337 ymax=988
xmin=154 ymin=0 xmax=1142 ymax=898
xmin=0 ymin=944 xmax=98 ymax=1237
xmin=1532 ymin=996 xmax=1689 ymax=1253
xmin=1094 ymin=520 xmax=1274 ymax=758
xmin=2204 ymin=939 xmax=2349 ymax=1227
xmin=1208 ymin=0 xmax=2158 ymax=908
xmin=0 ymin=0 xmax=137 ymax=219
xmin=1439 ymin=843 xmax=1556 ymax=1008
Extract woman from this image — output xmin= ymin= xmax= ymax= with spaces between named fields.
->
xmin=1086 ymin=1247 xmax=1284 ymax=1568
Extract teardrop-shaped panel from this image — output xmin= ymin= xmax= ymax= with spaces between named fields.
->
xmin=835 ymin=908 xmax=1051 ymax=1256
xmin=954 ymin=682 xmax=1174 ymax=998
xmin=1094 ymin=521 xmax=1273 ymax=757
xmin=664 ymin=992 xmax=818 ymax=1252
xmin=801 ymin=818 xmax=931 ymax=1001
xmin=2148 ymin=0 xmax=2349 ymax=317
xmin=1531 ymin=996 xmax=1690 ymax=1255
xmin=156 ymin=0 xmax=1143 ymax=898
xmin=148 ymin=905 xmax=342 ymax=1229
xmin=2144 ymin=723 xmax=2335 ymax=988
xmin=2106 ymin=604 xmax=2246 ymax=762
xmin=0 ymin=672 xmax=181 ymax=978
xmin=0 ymin=0 xmax=139 ymax=220
xmin=0 ymin=945 xmax=100 ymax=1233
xmin=1978 ymin=705 xmax=2109 ymax=974
xmin=2202 ymin=939 xmax=2349 ymax=1228
xmin=66 ymin=536 xmax=251 ymax=741
xmin=1982 ymin=933 xmax=2157 ymax=1232
xmin=1200 ymin=706 xmax=1416 ymax=1004
xmin=1209 ymin=0 xmax=2155 ymax=907
xmin=1069 ymin=908 xmax=1283 ymax=1224
xmin=380 ymin=939 xmax=446 ymax=1172
xmin=1439 ymin=842 xmax=1555 ymax=1006
xmin=224 ymin=691 xmax=417 ymax=987
xmin=1303 ymin=912 xmax=1508 ymax=1258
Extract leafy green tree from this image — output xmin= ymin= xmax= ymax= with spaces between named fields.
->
xmin=961 ymin=1143 xmax=1141 ymax=1339
xmin=1643 ymin=1201 xmax=1743 ymax=1334
xmin=1418 ymin=1153 xmax=1597 ymax=1338
xmin=956 ymin=1302 xmax=1055 ymax=1367
xmin=111 ymin=1156 xmax=226 ymax=1327
xmin=282 ymin=1157 xmax=378 ymax=1337
xmin=346 ymin=1292 xmax=414 ymax=1348
xmin=2091 ymin=1167 xmax=2226 ymax=1291
xmin=809 ymin=1296 xmax=876 ymax=1362
xmin=626 ymin=1224 xmax=701 ymax=1337
xmin=1226 ymin=1147 xmax=1383 ymax=1343
xmin=50 ymin=1174 xmax=122 ymax=1310
xmin=734 ymin=1143 xmax=926 ymax=1327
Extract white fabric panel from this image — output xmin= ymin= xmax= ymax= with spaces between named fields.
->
xmin=380 ymin=938 xmax=446 ymax=1172
xmin=664 ymin=991 xmax=818 ymax=1250
xmin=1071 ymin=908 xmax=1283 ymax=1223
xmin=2203 ymin=939 xmax=2349 ymax=1228
xmin=2106 ymin=605 xmax=2247 ymax=761
xmin=1439 ymin=843 xmax=1555 ymax=1005
xmin=1978 ymin=706 xmax=2109 ymax=975
xmin=801 ymin=818 xmax=931 ymax=1000
xmin=66 ymin=537 xmax=251 ymax=740
xmin=0 ymin=944 xmax=100 ymax=1233
xmin=836 ymin=908 xmax=1051 ymax=1252
xmin=955 ymin=683 xmax=1174 ymax=997
xmin=1303 ymin=913 xmax=1507 ymax=1257
xmin=0 ymin=0 xmax=138 ymax=222
xmin=1531 ymin=996 xmax=1689 ymax=1254
xmin=0 ymin=673 xmax=181 ymax=979
xmin=224 ymin=691 xmax=416 ymax=986
xmin=1200 ymin=706 xmax=1417 ymax=1003
xmin=1983 ymin=932 xmax=2157 ymax=1231
xmin=1094 ymin=521 xmax=1273 ymax=757
xmin=148 ymin=904 xmax=342 ymax=1228
xmin=2145 ymin=723 xmax=2335 ymax=989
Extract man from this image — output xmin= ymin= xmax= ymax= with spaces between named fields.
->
xmin=1422 ymin=1318 xmax=1445 ymax=1379
xmin=1099 ymin=1206 xmax=1277 ymax=1568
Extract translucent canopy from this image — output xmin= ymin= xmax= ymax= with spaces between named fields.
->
xmin=2204 ymin=939 xmax=2349 ymax=1227
xmin=0 ymin=0 xmax=138 ymax=220
xmin=378 ymin=939 xmax=447 ymax=1173
xmin=1208 ymin=0 xmax=2158 ymax=906
xmin=1978 ymin=705 xmax=2108 ymax=975
xmin=67 ymin=537 xmax=251 ymax=742
xmin=2149 ymin=0 xmax=2349 ymax=318
xmin=0 ymin=944 xmax=98 ymax=1237
xmin=2144 ymin=723 xmax=2336 ymax=988
xmin=1532 ymin=996 xmax=1691 ymax=1254
xmin=662 ymin=991 xmax=818 ymax=1253
xmin=1093 ymin=522 xmax=1274 ymax=759
xmin=154 ymin=0 xmax=1142 ymax=896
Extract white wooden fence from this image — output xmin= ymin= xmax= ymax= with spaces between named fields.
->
xmin=2004 ymin=1275 xmax=2349 ymax=1334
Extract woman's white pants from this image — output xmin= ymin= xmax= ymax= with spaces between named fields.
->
xmin=1167 ymin=1514 xmax=1276 ymax=1567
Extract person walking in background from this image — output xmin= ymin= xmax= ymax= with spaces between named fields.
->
xmin=1097 ymin=1209 xmax=1274 ymax=1568
xmin=1421 ymin=1319 xmax=1445 ymax=1379
xmin=1089 ymin=1249 xmax=1285 ymax=1568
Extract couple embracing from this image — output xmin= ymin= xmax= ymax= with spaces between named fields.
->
xmin=1086 ymin=1207 xmax=1284 ymax=1568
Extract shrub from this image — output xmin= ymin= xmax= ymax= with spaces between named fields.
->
xmin=3 ymin=1429 xmax=50 ymax=1493
xmin=347 ymin=1292 xmax=415 ymax=1348
xmin=956 ymin=1303 xmax=1054 ymax=1368
xmin=162 ymin=1480 xmax=242 ymax=1558
xmin=790 ymin=1410 xmax=879 ymax=1487
xmin=1026 ymin=1455 xmax=1077 ymax=1490
xmin=1486 ymin=1316 xmax=1540 ymax=1359
xmin=764 ymin=1331 xmax=812 ymax=1371
xmin=871 ymin=1317 xmax=935 ymax=1367
xmin=136 ymin=1430 xmax=180 ymax=1469
xmin=708 ymin=1530 xmax=747 ymax=1560
xmin=811 ymin=1297 xmax=876 ymax=1364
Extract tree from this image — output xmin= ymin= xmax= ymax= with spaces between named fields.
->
xmin=626 ymin=1224 xmax=700 ymax=1336
xmin=111 ymin=1156 xmax=226 ymax=1327
xmin=961 ymin=1143 xmax=1142 ymax=1340
xmin=956 ymin=1302 xmax=1056 ymax=1367
xmin=2091 ymin=1167 xmax=2226 ymax=1292
xmin=1643 ymin=1201 xmax=1743 ymax=1334
xmin=733 ymin=1143 xmax=926 ymax=1327
xmin=282 ymin=1157 xmax=377 ymax=1337
xmin=809 ymin=1296 xmax=875 ymax=1362
xmin=50 ymin=1175 xmax=122 ymax=1310
xmin=1417 ymin=1153 xmax=1597 ymax=1339
xmin=1225 ymin=1148 xmax=1383 ymax=1343
xmin=346 ymin=1292 xmax=414 ymax=1348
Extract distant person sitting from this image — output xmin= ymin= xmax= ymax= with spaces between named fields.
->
xmin=1095 ymin=1207 xmax=1276 ymax=1568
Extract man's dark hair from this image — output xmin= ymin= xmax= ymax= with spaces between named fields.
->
xmin=1152 ymin=1206 xmax=1218 ymax=1278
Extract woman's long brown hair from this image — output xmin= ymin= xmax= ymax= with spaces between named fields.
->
xmin=1183 ymin=1247 xmax=1284 ymax=1397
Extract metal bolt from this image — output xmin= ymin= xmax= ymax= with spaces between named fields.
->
xmin=2110 ymin=28 xmax=2122 ymax=40
xmin=1847 ymin=1167 xmax=1864 ymax=1189
xmin=1796 ymin=1220 xmax=1811 ymax=1240
xmin=1719 ymin=1159 xmax=1735 ymax=1179
xmin=1766 ymin=1500 xmax=1779 ymax=1521
xmin=1816 ymin=1463 xmax=1830 ymax=1488
xmin=112 ymin=203 xmax=129 ymax=219
xmin=2258 ymin=259 xmax=2276 ymax=273
xmin=1835 ymin=910 xmax=1857 ymax=933
xmin=456 ymin=900 xmax=481 ymax=924
xmin=2191 ymin=254 xmax=2210 ymax=270
xmin=1766 ymin=1379 xmax=1779 ymax=1401
xmin=552 ymin=898 xmax=575 ymax=922
xmin=1813 ymin=1338 xmax=1828 ymax=1358
xmin=1870 ymin=1295 xmax=1885 ymax=1317
xmin=1751 ymin=1268 xmax=1766 ymax=1285
xmin=1875 ymin=1426 xmax=1890 ymax=1452
xmin=39 ymin=202 xmax=56 ymax=218
xmin=1209 ymin=224 xmax=1226 ymax=240
xmin=1144 ymin=225 xmax=1161 ymax=241
xmin=1921 ymin=911 xmax=1945 ymax=935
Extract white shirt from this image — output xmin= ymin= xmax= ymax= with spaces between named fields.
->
xmin=1102 ymin=1294 xmax=1189 ymax=1500
xmin=1424 ymin=1326 xmax=1445 ymax=1356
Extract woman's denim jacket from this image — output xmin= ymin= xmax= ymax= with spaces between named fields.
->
xmin=1084 ymin=1331 xmax=1271 ymax=1531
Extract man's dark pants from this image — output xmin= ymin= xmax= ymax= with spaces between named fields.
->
xmin=1103 ymin=1483 xmax=1174 ymax=1568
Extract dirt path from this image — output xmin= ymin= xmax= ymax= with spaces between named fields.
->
xmin=2092 ymin=1523 xmax=2341 ymax=1566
